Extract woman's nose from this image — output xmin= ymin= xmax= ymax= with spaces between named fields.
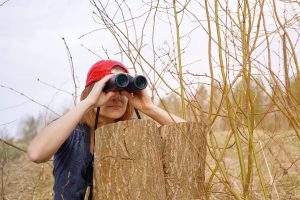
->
xmin=111 ymin=91 xmax=122 ymax=100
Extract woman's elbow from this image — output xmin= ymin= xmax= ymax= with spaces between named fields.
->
xmin=27 ymin=146 xmax=47 ymax=163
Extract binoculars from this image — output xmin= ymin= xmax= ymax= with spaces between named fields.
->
xmin=103 ymin=74 xmax=148 ymax=93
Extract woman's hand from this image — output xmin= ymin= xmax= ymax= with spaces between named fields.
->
xmin=121 ymin=89 xmax=154 ymax=113
xmin=122 ymin=88 xmax=186 ymax=125
xmin=84 ymin=74 xmax=115 ymax=109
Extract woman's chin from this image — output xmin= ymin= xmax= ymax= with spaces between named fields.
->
xmin=100 ymin=107 xmax=127 ymax=123
xmin=102 ymin=113 xmax=125 ymax=122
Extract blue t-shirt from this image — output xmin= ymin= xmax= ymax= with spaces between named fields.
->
xmin=53 ymin=123 xmax=93 ymax=200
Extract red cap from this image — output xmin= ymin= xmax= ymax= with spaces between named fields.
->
xmin=85 ymin=60 xmax=129 ymax=88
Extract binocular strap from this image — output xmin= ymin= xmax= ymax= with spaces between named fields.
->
xmin=134 ymin=108 xmax=141 ymax=119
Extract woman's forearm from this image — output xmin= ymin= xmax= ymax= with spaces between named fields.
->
xmin=142 ymin=104 xmax=186 ymax=125
xmin=27 ymin=100 xmax=92 ymax=163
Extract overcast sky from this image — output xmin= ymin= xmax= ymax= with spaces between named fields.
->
xmin=0 ymin=0 xmax=296 ymax=139
xmin=0 ymin=0 xmax=210 ymax=140
xmin=0 ymin=0 xmax=115 ymax=139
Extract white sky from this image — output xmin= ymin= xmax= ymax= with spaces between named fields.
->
xmin=0 ymin=0 xmax=211 ymax=139
xmin=0 ymin=0 xmax=298 ymax=139
xmin=0 ymin=0 xmax=110 ymax=138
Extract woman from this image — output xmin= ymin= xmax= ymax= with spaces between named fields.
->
xmin=27 ymin=60 xmax=185 ymax=199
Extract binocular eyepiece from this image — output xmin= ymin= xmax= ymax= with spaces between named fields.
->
xmin=103 ymin=74 xmax=148 ymax=93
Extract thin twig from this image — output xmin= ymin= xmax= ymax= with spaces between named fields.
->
xmin=61 ymin=37 xmax=78 ymax=106
xmin=0 ymin=84 xmax=59 ymax=116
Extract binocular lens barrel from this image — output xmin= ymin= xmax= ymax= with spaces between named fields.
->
xmin=134 ymin=76 xmax=147 ymax=89
xmin=103 ymin=74 xmax=129 ymax=93
xmin=103 ymin=74 xmax=148 ymax=93
xmin=115 ymin=74 xmax=129 ymax=87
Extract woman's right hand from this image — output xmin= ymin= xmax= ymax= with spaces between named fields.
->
xmin=84 ymin=74 xmax=115 ymax=109
xmin=27 ymin=74 xmax=117 ymax=163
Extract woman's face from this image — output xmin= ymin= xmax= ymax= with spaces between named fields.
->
xmin=98 ymin=67 xmax=129 ymax=125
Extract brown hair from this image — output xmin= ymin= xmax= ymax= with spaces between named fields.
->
xmin=80 ymin=83 xmax=134 ymax=128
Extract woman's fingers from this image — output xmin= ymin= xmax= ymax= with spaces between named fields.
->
xmin=121 ymin=91 xmax=133 ymax=101
xmin=93 ymin=74 xmax=114 ymax=91
xmin=104 ymin=91 xmax=115 ymax=101
xmin=87 ymin=74 xmax=115 ymax=107
xmin=121 ymin=89 xmax=151 ymax=111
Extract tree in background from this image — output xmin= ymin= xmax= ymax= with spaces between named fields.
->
xmin=158 ymin=93 xmax=182 ymax=118
xmin=17 ymin=115 xmax=41 ymax=144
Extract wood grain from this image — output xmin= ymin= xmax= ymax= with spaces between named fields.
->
xmin=93 ymin=120 xmax=166 ymax=200
xmin=160 ymin=122 xmax=207 ymax=200
xmin=93 ymin=120 xmax=207 ymax=200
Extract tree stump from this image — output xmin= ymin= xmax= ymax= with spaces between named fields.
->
xmin=93 ymin=120 xmax=167 ymax=200
xmin=93 ymin=120 xmax=207 ymax=200
xmin=160 ymin=122 xmax=207 ymax=200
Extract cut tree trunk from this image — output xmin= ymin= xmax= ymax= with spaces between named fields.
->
xmin=160 ymin=122 xmax=206 ymax=199
xmin=93 ymin=120 xmax=166 ymax=199
xmin=93 ymin=120 xmax=207 ymax=200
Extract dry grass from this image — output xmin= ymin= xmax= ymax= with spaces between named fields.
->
xmin=0 ymin=129 xmax=299 ymax=199
xmin=206 ymin=129 xmax=300 ymax=200
xmin=1 ymin=155 xmax=53 ymax=200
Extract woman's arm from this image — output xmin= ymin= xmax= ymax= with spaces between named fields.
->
xmin=141 ymin=103 xmax=186 ymax=125
xmin=27 ymin=75 xmax=114 ymax=163
xmin=122 ymin=90 xmax=186 ymax=125
xmin=27 ymin=100 xmax=91 ymax=163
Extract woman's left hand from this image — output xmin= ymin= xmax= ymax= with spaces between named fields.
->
xmin=121 ymin=89 xmax=154 ymax=113
xmin=122 ymin=88 xmax=186 ymax=125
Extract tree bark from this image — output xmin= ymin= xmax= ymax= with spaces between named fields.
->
xmin=93 ymin=120 xmax=166 ymax=200
xmin=93 ymin=120 xmax=207 ymax=200
xmin=160 ymin=122 xmax=206 ymax=200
